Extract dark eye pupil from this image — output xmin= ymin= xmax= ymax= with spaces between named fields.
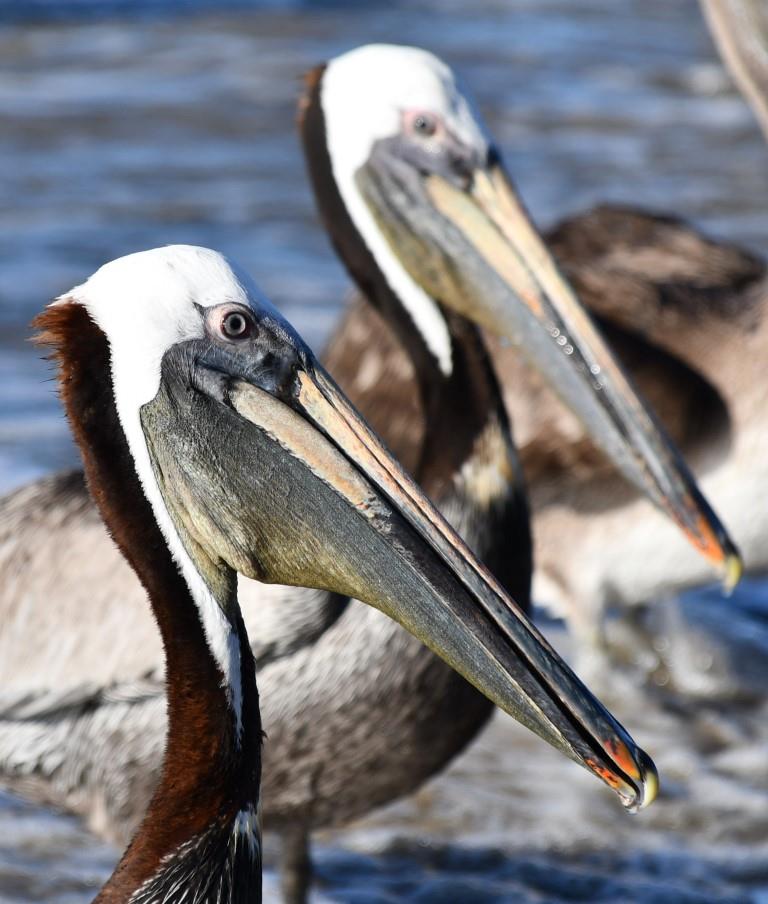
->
xmin=415 ymin=115 xmax=435 ymax=136
xmin=223 ymin=312 xmax=247 ymax=337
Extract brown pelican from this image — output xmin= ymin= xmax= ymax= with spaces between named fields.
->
xmin=327 ymin=13 xmax=768 ymax=638
xmin=525 ymin=0 xmax=768 ymax=628
xmin=34 ymin=244 xmax=657 ymax=901
xmin=0 ymin=44 xmax=737 ymax=903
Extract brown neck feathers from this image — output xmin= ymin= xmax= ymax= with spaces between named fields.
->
xmin=34 ymin=302 xmax=261 ymax=902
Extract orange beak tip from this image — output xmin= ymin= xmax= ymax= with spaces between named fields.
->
xmin=589 ymin=744 xmax=659 ymax=814
xmin=687 ymin=516 xmax=742 ymax=594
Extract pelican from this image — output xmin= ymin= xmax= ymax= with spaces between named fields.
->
xmin=328 ymin=9 xmax=768 ymax=636
xmin=34 ymin=245 xmax=657 ymax=901
xmin=0 ymin=45 xmax=737 ymax=903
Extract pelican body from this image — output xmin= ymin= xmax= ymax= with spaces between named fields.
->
xmin=35 ymin=245 xmax=656 ymax=901
xmin=0 ymin=43 xmax=738 ymax=903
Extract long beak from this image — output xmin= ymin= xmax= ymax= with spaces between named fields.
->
xmin=360 ymin=157 xmax=741 ymax=590
xmin=226 ymin=362 xmax=658 ymax=812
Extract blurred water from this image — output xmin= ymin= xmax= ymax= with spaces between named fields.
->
xmin=1 ymin=0 xmax=767 ymax=901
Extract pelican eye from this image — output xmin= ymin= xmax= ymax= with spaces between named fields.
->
xmin=220 ymin=310 xmax=253 ymax=340
xmin=404 ymin=109 xmax=440 ymax=139
xmin=414 ymin=113 xmax=436 ymax=137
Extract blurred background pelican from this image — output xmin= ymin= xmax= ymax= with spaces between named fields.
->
xmin=0 ymin=1 xmax=766 ymax=902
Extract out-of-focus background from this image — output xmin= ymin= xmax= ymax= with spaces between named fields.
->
xmin=0 ymin=1 xmax=766 ymax=902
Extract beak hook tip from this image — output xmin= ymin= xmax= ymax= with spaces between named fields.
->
xmin=722 ymin=551 xmax=743 ymax=596
xmin=631 ymin=748 xmax=659 ymax=813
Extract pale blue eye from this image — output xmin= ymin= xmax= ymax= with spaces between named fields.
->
xmin=222 ymin=311 xmax=250 ymax=339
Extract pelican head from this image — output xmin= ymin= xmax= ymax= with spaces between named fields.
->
xmin=50 ymin=245 xmax=657 ymax=811
xmin=304 ymin=43 xmax=740 ymax=586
